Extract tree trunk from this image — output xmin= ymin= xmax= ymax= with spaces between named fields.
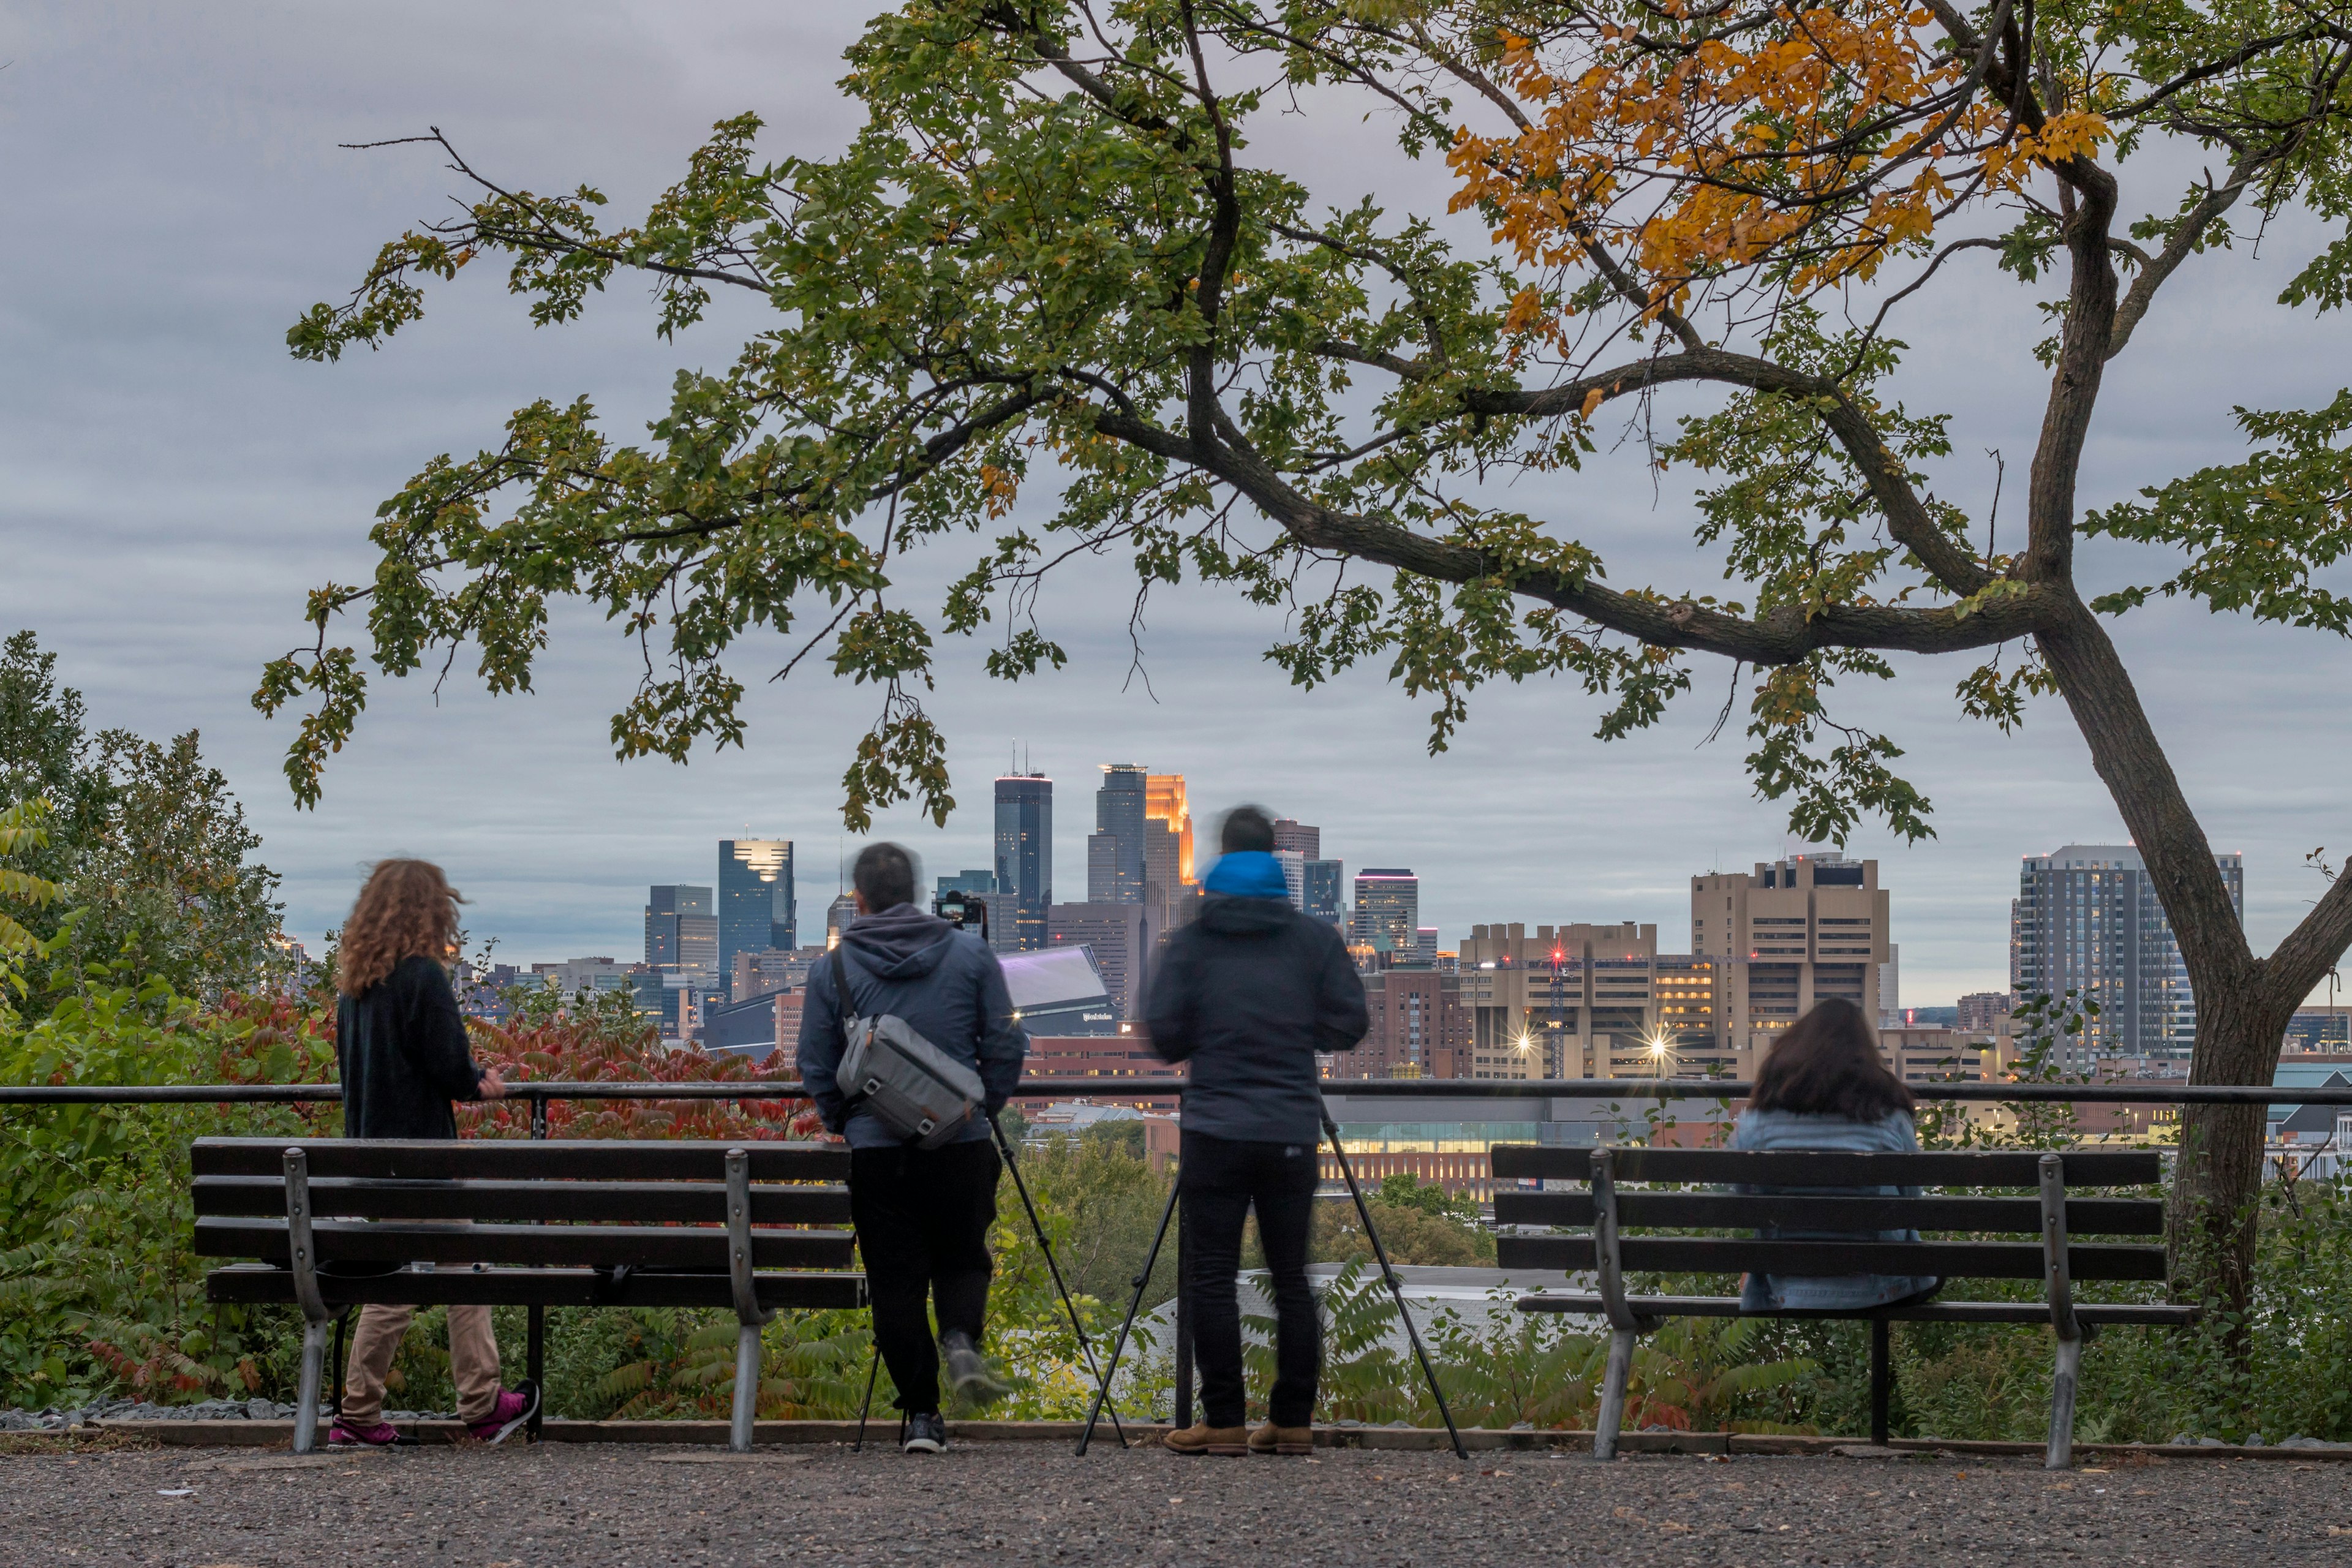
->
xmin=2166 ymin=984 xmax=2300 ymax=1332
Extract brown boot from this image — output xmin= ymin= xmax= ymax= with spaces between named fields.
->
xmin=1248 ymin=1422 xmax=1314 ymax=1455
xmin=1164 ymin=1422 xmax=1251 ymax=1456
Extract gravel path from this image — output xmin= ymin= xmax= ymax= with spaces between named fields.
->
xmin=13 ymin=1441 xmax=2349 ymax=1566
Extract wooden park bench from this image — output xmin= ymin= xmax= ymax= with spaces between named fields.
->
xmin=192 ymin=1137 xmax=862 ymax=1453
xmin=1491 ymin=1145 xmax=2193 ymax=1468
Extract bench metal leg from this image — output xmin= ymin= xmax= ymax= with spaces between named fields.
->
xmin=2045 ymin=1332 xmax=2082 ymax=1470
xmin=1869 ymin=1318 xmax=1891 ymax=1446
xmin=293 ymin=1317 xmax=331 ymax=1455
xmin=729 ymin=1322 xmax=763 ymax=1453
xmin=1594 ymin=1327 xmax=1635 ymax=1461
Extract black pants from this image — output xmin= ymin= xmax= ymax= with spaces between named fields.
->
xmin=850 ymin=1139 xmax=1001 ymax=1415
xmin=1180 ymin=1129 xmax=1320 ymax=1428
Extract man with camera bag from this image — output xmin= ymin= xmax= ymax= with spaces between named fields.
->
xmin=1145 ymin=806 xmax=1369 ymax=1455
xmin=798 ymin=842 xmax=1029 ymax=1455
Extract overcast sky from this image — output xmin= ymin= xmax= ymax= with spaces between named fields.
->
xmin=3 ymin=2 xmax=2348 ymax=1008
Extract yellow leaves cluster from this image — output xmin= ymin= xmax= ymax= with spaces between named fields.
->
xmin=978 ymin=462 xmax=1020 ymax=519
xmin=1450 ymin=3 xmax=2093 ymax=327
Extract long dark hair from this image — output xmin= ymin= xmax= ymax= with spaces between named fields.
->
xmin=338 ymin=859 xmax=462 ymax=996
xmin=1749 ymin=998 xmax=1915 ymax=1120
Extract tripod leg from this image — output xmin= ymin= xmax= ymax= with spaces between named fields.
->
xmin=1077 ymin=1175 xmax=1180 ymax=1457
xmin=1323 ymin=1113 xmax=1468 ymax=1461
xmin=988 ymin=1112 xmax=1126 ymax=1446
xmin=853 ymin=1345 xmax=880 ymax=1453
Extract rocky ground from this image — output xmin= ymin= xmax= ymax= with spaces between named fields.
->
xmin=10 ymin=1438 xmax=2351 ymax=1566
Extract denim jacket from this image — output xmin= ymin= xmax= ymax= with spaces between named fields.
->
xmin=1732 ymin=1107 xmax=1942 ymax=1312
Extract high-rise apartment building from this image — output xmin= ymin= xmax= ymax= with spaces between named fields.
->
xmin=1087 ymin=764 xmax=1149 ymax=904
xmin=1460 ymin=922 xmax=1732 ymax=1079
xmin=1352 ymin=869 xmax=1419 ymax=957
xmin=993 ymin=772 xmax=1054 ymax=951
xmin=1272 ymin=819 xmax=1320 ymax=859
xmin=644 ymin=886 xmax=717 ymax=974
xmin=1047 ymin=902 xmax=1149 ymax=1022
xmin=1340 ymin=967 xmax=1472 ymax=1079
xmin=717 ymin=840 xmax=794 ymax=987
xmin=2012 ymin=843 xmax=2243 ymax=1060
xmin=1956 ymin=990 xmax=2012 ymax=1031
xmin=1692 ymin=853 xmax=1890 ymax=1059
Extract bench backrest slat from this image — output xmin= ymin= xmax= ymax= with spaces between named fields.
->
xmin=1488 ymin=1145 xmax=2162 ymax=1187
xmin=1493 ymin=1234 xmax=2168 ymax=1281
xmin=1493 ymin=1190 xmax=2164 ymax=1235
xmin=192 ymin=1175 xmax=852 ymax=1227
xmin=190 ymin=1137 xmax=849 ymax=1183
xmin=192 ymin=1216 xmax=855 ymax=1271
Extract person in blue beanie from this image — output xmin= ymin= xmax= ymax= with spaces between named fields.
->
xmin=1145 ymin=805 xmax=1368 ymax=1456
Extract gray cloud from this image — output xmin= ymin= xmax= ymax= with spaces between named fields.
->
xmin=2 ymin=2 xmax=2347 ymax=1009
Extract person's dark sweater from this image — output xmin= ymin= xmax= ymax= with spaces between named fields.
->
xmin=1144 ymin=851 xmax=1368 ymax=1144
xmin=336 ymin=953 xmax=488 ymax=1140
xmin=796 ymin=903 xmax=1029 ymax=1148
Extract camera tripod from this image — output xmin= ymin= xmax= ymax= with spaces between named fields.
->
xmin=853 ymin=1109 xmax=1128 ymax=1451
xmin=1076 ymin=1104 xmax=1468 ymax=1460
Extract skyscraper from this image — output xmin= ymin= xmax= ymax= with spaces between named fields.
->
xmin=993 ymin=772 xmax=1054 ymax=952
xmin=1147 ymin=775 xmax=1195 ymax=883
xmin=718 ymin=839 xmax=794 ymax=988
xmin=1272 ymin=819 xmax=1320 ymax=859
xmin=1302 ymin=859 xmax=1344 ymax=925
xmin=644 ymin=885 xmax=717 ymax=974
xmin=2012 ymin=843 xmax=2242 ymax=1060
xmin=1352 ymin=869 xmax=1420 ymax=957
xmin=1087 ymin=764 xmax=1148 ymax=903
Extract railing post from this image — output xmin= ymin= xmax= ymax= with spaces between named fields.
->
xmin=527 ymin=1089 xmax=547 ymax=1440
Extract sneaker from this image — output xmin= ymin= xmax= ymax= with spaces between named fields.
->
xmin=939 ymin=1330 xmax=1006 ymax=1408
xmin=465 ymin=1382 xmax=540 ymax=1446
xmin=902 ymin=1410 xmax=948 ymax=1455
xmin=328 ymin=1417 xmax=405 ymax=1447
xmin=1163 ymin=1421 xmax=1251 ymax=1456
xmin=1248 ymin=1422 xmax=1315 ymax=1455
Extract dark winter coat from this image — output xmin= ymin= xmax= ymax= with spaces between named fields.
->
xmin=1144 ymin=855 xmax=1368 ymax=1144
xmin=795 ymin=903 xmax=1029 ymax=1148
xmin=336 ymin=954 xmax=487 ymax=1140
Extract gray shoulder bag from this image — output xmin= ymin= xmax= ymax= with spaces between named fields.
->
xmin=830 ymin=948 xmax=986 ymax=1148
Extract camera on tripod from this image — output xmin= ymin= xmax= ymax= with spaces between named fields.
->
xmin=932 ymin=889 xmax=989 ymax=940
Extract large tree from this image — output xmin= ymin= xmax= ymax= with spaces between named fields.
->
xmin=266 ymin=0 xmax=2352 ymax=1307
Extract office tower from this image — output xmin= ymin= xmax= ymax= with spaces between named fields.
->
xmin=1461 ymin=921 xmax=1732 ymax=1079
xmin=1412 ymin=927 xmax=1439 ymax=967
xmin=1273 ymin=850 xmax=1307 ymax=910
xmin=993 ymin=772 xmax=1054 ymax=951
xmin=1047 ymin=902 xmax=1148 ymax=1021
xmin=1087 ymin=763 xmax=1149 ymax=903
xmin=935 ymin=868 xmax=996 ymax=900
xmin=824 ymin=892 xmax=858 ymax=949
xmin=1147 ymin=775 xmax=1195 ymax=883
xmin=1692 ymin=852 xmax=1891 ymax=1061
xmin=1302 ymin=859 xmax=1344 ymax=925
xmin=1272 ymin=818 xmax=1320 ymax=859
xmin=644 ymin=886 xmax=715 ymax=972
xmin=1878 ymin=943 xmax=1901 ymax=1025
xmin=2013 ymin=843 xmax=2243 ymax=1060
xmin=1352 ymin=869 xmax=1419 ymax=957
xmin=718 ymin=839 xmax=794 ymax=987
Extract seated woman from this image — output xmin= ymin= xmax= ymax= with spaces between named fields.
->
xmin=1733 ymin=997 xmax=1941 ymax=1313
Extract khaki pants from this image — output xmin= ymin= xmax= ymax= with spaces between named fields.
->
xmin=341 ymin=1301 xmax=502 ymax=1425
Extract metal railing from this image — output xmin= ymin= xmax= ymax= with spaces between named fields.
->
xmin=5 ymin=1076 xmax=2351 ymax=1106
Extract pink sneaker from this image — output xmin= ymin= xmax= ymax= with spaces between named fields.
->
xmin=466 ymin=1382 xmax=540 ymax=1445
xmin=328 ymin=1417 xmax=402 ymax=1447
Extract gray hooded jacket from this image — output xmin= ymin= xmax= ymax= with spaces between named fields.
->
xmin=794 ymin=903 xmax=1029 ymax=1148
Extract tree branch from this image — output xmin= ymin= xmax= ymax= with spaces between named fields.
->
xmin=2107 ymin=157 xmax=2258 ymax=358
